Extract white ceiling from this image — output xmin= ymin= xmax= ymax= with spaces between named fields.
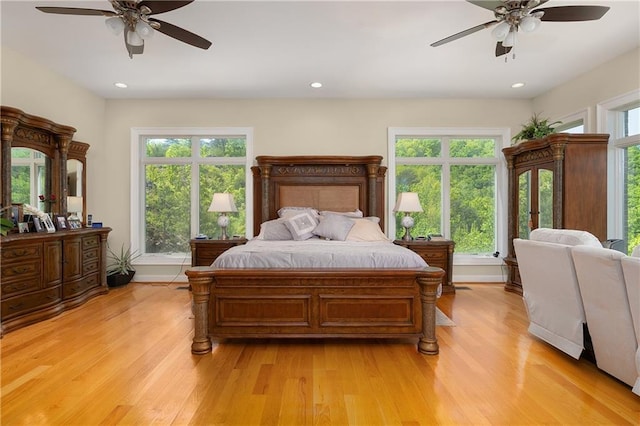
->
xmin=1 ymin=0 xmax=639 ymax=100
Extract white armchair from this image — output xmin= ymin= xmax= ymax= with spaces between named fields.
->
xmin=513 ymin=228 xmax=601 ymax=359
xmin=621 ymin=255 xmax=640 ymax=396
xmin=572 ymin=246 xmax=638 ymax=388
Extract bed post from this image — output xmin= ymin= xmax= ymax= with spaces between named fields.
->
xmin=417 ymin=267 xmax=445 ymax=355
xmin=366 ymin=163 xmax=379 ymax=218
xmin=185 ymin=267 xmax=214 ymax=354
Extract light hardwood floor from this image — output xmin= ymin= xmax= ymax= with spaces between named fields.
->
xmin=1 ymin=283 xmax=639 ymax=425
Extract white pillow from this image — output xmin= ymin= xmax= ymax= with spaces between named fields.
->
xmin=313 ymin=214 xmax=355 ymax=241
xmin=319 ymin=209 xmax=363 ymax=218
xmin=277 ymin=206 xmax=319 ymax=219
xmin=256 ymin=218 xmax=293 ymax=240
xmin=283 ymin=211 xmax=318 ymax=240
xmin=346 ymin=218 xmax=389 ymax=242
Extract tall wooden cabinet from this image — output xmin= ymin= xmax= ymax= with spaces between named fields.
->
xmin=502 ymin=133 xmax=608 ymax=294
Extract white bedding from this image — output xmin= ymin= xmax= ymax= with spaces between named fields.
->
xmin=212 ymin=239 xmax=428 ymax=269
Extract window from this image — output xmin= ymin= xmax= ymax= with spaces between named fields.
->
xmin=132 ymin=128 xmax=253 ymax=260
xmin=388 ymin=128 xmax=508 ymax=258
xmin=598 ymin=90 xmax=640 ymax=253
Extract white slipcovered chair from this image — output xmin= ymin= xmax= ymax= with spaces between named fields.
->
xmin=513 ymin=228 xmax=602 ymax=359
xmin=621 ymin=253 xmax=640 ymax=396
xmin=572 ymin=246 xmax=638 ymax=389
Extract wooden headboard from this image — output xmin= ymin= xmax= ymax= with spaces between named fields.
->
xmin=251 ymin=156 xmax=387 ymax=236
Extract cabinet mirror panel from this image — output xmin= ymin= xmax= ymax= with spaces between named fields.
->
xmin=538 ymin=168 xmax=554 ymax=229
xmin=11 ymin=147 xmax=52 ymax=212
xmin=518 ymin=170 xmax=531 ymax=239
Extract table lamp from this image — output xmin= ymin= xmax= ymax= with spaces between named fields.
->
xmin=393 ymin=192 xmax=423 ymax=241
xmin=67 ymin=196 xmax=83 ymax=221
xmin=208 ymin=193 xmax=237 ymax=240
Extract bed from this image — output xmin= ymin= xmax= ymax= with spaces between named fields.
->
xmin=185 ymin=155 xmax=445 ymax=355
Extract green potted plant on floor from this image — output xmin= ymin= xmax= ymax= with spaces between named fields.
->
xmin=512 ymin=113 xmax=561 ymax=144
xmin=106 ymin=244 xmax=141 ymax=287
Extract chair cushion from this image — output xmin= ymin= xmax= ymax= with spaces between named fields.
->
xmin=530 ymin=228 xmax=601 ymax=247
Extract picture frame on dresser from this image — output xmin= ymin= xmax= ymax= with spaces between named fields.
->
xmin=68 ymin=218 xmax=82 ymax=229
xmin=54 ymin=214 xmax=68 ymax=230
xmin=42 ymin=214 xmax=56 ymax=233
xmin=32 ymin=217 xmax=44 ymax=232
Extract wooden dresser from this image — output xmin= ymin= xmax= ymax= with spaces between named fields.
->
xmin=1 ymin=227 xmax=111 ymax=335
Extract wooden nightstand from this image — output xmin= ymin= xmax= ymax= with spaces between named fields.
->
xmin=394 ymin=239 xmax=455 ymax=294
xmin=190 ymin=238 xmax=248 ymax=267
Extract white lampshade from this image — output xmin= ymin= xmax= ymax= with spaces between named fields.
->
xmin=67 ymin=196 xmax=83 ymax=213
xmin=393 ymin=192 xmax=423 ymax=213
xmin=502 ymin=29 xmax=517 ymax=48
xmin=208 ymin=193 xmax=238 ymax=213
xmin=491 ymin=21 xmax=510 ymax=41
xmin=126 ymin=29 xmax=144 ymax=47
xmin=135 ymin=20 xmax=154 ymax=39
xmin=520 ymin=15 xmax=541 ymax=33
xmin=105 ymin=17 xmax=125 ymax=35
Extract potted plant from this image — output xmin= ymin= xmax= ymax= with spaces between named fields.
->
xmin=106 ymin=244 xmax=141 ymax=287
xmin=512 ymin=113 xmax=561 ymax=144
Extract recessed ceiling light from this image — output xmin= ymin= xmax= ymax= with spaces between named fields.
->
xmin=511 ymin=82 xmax=525 ymax=88
xmin=310 ymin=82 xmax=323 ymax=89
xmin=114 ymin=82 xmax=128 ymax=88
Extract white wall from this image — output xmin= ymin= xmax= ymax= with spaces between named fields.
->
xmin=3 ymin=44 xmax=639 ymax=283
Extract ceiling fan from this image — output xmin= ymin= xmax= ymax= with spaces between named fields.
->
xmin=430 ymin=0 xmax=610 ymax=57
xmin=36 ymin=0 xmax=212 ymax=58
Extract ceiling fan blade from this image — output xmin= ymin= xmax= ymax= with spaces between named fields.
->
xmin=139 ymin=1 xmax=194 ymax=15
xmin=466 ymin=1 xmax=505 ymax=12
xmin=495 ymin=42 xmax=512 ymax=57
xmin=35 ymin=7 xmax=116 ymax=17
xmin=535 ymin=5 xmax=610 ymax=22
xmin=431 ymin=21 xmax=497 ymax=47
xmin=148 ymin=18 xmax=212 ymax=50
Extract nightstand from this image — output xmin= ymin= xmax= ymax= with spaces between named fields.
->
xmin=394 ymin=239 xmax=455 ymax=294
xmin=190 ymin=238 xmax=248 ymax=267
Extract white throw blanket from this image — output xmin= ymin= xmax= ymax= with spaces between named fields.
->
xmin=212 ymin=239 xmax=428 ymax=269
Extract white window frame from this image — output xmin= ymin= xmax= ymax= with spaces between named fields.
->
xmin=130 ymin=127 xmax=254 ymax=265
xmin=597 ymin=89 xmax=640 ymax=239
xmin=554 ymin=108 xmax=590 ymax=133
xmin=388 ymin=127 xmax=510 ymax=265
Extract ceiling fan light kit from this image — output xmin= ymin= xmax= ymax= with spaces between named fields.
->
xmin=37 ymin=0 xmax=212 ymax=59
xmin=431 ymin=0 xmax=610 ymax=58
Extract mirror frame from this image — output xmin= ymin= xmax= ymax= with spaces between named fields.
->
xmin=1 ymin=106 xmax=87 ymax=224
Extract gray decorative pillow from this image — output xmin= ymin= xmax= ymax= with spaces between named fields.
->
xmin=313 ymin=214 xmax=356 ymax=241
xmin=283 ymin=211 xmax=318 ymax=240
xmin=277 ymin=206 xmax=319 ymax=219
xmin=319 ymin=209 xmax=363 ymax=218
xmin=260 ymin=219 xmax=293 ymax=240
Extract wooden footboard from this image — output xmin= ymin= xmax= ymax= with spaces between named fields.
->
xmin=186 ymin=266 xmax=444 ymax=355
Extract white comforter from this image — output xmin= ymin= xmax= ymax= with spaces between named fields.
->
xmin=212 ymin=239 xmax=428 ymax=269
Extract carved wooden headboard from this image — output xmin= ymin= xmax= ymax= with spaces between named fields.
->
xmin=251 ymin=156 xmax=387 ymax=236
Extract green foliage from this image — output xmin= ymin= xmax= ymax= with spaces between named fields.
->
xmin=107 ymin=244 xmax=141 ymax=275
xmin=627 ymin=145 xmax=640 ymax=252
xmin=512 ymin=113 xmax=561 ymax=143
xmin=395 ymin=138 xmax=497 ymax=254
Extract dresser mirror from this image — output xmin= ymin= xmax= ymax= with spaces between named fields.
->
xmin=1 ymin=106 xmax=87 ymax=225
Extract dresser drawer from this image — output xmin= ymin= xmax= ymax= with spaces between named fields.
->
xmin=1 ymin=258 xmax=41 ymax=282
xmin=1 ymin=286 xmax=61 ymax=319
xmin=2 ymin=244 xmax=41 ymax=261
xmin=63 ymin=273 xmax=100 ymax=299
xmin=83 ymin=235 xmax=100 ymax=249
xmin=418 ymin=250 xmax=446 ymax=261
xmin=1 ymin=276 xmax=41 ymax=298
xmin=83 ymin=248 xmax=99 ymax=263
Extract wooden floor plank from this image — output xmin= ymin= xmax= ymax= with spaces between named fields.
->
xmin=2 ymin=283 xmax=639 ymax=425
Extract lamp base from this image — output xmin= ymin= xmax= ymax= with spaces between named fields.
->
xmin=218 ymin=213 xmax=230 ymax=240
xmin=402 ymin=226 xmax=413 ymax=241
xmin=401 ymin=213 xmax=415 ymax=241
